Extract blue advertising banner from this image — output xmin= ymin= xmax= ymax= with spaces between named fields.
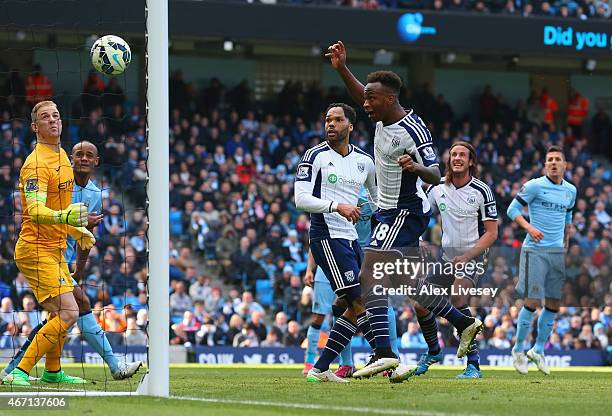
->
xmin=28 ymin=346 xmax=603 ymax=367
xmin=191 ymin=347 xmax=607 ymax=367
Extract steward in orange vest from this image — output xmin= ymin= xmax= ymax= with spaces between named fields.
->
xmin=567 ymin=89 xmax=589 ymax=136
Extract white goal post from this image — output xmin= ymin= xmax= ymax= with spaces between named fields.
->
xmin=140 ymin=0 xmax=170 ymax=397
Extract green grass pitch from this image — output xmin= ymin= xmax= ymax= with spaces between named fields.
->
xmin=1 ymin=364 xmax=610 ymax=415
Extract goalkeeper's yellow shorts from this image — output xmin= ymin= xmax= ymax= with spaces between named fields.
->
xmin=15 ymin=240 xmax=74 ymax=303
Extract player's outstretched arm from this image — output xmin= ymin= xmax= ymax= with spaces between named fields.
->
xmin=22 ymin=171 xmax=87 ymax=226
xmin=326 ymin=41 xmax=365 ymax=107
xmin=26 ymin=197 xmax=88 ymax=227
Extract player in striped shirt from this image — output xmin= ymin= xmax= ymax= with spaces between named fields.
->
xmin=390 ymin=141 xmax=498 ymax=382
xmin=302 ymin=188 xmax=400 ymax=378
xmin=295 ymin=103 xmax=380 ymax=383
xmin=327 ymin=41 xmax=483 ymax=378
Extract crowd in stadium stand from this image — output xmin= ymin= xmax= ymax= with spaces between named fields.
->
xmin=242 ymin=0 xmax=612 ymax=20
xmin=0 ymin=67 xmax=611 ymax=361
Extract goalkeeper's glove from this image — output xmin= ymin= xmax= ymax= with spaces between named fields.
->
xmin=72 ymin=226 xmax=96 ymax=250
xmin=55 ymin=203 xmax=88 ymax=227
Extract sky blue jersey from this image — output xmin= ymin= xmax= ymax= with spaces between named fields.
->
xmin=507 ymin=176 xmax=576 ymax=248
xmin=65 ymin=180 xmax=102 ymax=264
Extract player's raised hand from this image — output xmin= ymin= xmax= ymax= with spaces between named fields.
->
xmin=398 ymin=154 xmax=417 ymax=172
xmin=336 ymin=203 xmax=360 ymax=223
xmin=325 ymin=41 xmax=347 ymax=69
xmin=56 ymin=202 xmax=88 ymax=227
xmin=527 ymin=225 xmax=544 ymax=242
xmin=87 ymin=212 xmax=104 ymax=229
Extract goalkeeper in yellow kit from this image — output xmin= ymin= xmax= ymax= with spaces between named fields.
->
xmin=3 ymin=101 xmax=95 ymax=386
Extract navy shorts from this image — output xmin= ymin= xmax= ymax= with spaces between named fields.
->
xmin=310 ymin=238 xmax=363 ymax=295
xmin=368 ymin=208 xmax=429 ymax=251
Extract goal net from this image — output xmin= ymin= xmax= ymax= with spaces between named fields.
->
xmin=0 ymin=0 xmax=167 ymax=396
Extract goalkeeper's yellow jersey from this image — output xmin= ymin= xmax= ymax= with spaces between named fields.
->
xmin=18 ymin=143 xmax=74 ymax=249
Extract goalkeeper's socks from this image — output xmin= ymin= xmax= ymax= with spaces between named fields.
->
xmin=18 ymin=316 xmax=68 ymax=373
xmin=513 ymin=306 xmax=535 ymax=353
xmin=305 ymin=322 xmax=322 ymax=364
xmin=45 ymin=326 xmax=67 ymax=372
xmin=314 ymin=316 xmax=356 ymax=372
xmin=417 ymin=311 xmax=441 ymax=356
xmin=78 ymin=311 xmax=119 ymax=373
xmin=2 ymin=319 xmax=46 ymax=375
xmin=534 ymin=307 xmax=557 ymax=354
xmin=388 ymin=305 xmax=400 ymax=357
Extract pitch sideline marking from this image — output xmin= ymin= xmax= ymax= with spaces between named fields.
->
xmin=168 ymin=395 xmax=482 ymax=416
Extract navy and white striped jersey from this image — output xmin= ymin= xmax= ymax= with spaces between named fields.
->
xmin=374 ymin=110 xmax=439 ymax=212
xmin=294 ymin=142 xmax=377 ymax=241
xmin=427 ymin=177 xmax=497 ymax=256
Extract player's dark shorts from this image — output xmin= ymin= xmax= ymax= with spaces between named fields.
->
xmin=310 ymin=237 xmax=363 ymax=295
xmin=367 ymin=208 xmax=429 ymax=252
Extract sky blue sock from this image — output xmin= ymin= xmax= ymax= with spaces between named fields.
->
xmin=305 ymin=323 xmax=321 ymax=364
xmin=513 ymin=306 xmax=535 ymax=353
xmin=338 ymin=342 xmax=353 ymax=367
xmin=77 ymin=312 xmax=119 ymax=373
xmin=534 ymin=307 xmax=557 ymax=354
xmin=388 ymin=305 xmax=400 ymax=357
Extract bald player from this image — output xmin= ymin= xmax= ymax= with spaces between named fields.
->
xmin=2 ymin=140 xmax=142 ymax=382
xmin=3 ymin=101 xmax=91 ymax=386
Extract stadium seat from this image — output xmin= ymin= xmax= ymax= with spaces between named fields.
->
xmin=0 ymin=282 xmax=10 ymax=299
xmin=68 ymin=125 xmax=80 ymax=142
xmin=256 ymin=279 xmax=273 ymax=306
xmin=112 ymin=296 xmax=125 ymax=309
xmin=293 ymin=262 xmax=307 ymax=274
xmin=169 ymin=211 xmax=183 ymax=236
